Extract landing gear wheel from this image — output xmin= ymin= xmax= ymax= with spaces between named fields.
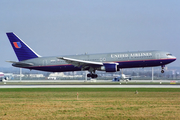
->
xmin=87 ymin=74 xmax=91 ymax=77
xmin=92 ymin=74 xmax=98 ymax=78
xmin=87 ymin=74 xmax=98 ymax=78
xmin=161 ymin=65 xmax=165 ymax=73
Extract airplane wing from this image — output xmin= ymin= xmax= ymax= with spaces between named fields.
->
xmin=57 ymin=57 xmax=103 ymax=70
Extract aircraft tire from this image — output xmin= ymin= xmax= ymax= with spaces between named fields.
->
xmin=87 ymin=74 xmax=98 ymax=78
xmin=91 ymin=74 xmax=98 ymax=78
xmin=87 ymin=74 xmax=91 ymax=77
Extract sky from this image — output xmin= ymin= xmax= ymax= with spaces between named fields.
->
xmin=0 ymin=0 xmax=180 ymax=67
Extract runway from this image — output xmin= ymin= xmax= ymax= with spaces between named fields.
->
xmin=2 ymin=79 xmax=180 ymax=83
xmin=0 ymin=84 xmax=180 ymax=88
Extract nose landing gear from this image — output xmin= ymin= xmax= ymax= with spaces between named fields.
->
xmin=161 ymin=65 xmax=165 ymax=73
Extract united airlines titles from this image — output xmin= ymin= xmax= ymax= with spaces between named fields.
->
xmin=111 ymin=52 xmax=152 ymax=58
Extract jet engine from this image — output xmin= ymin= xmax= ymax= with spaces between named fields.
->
xmin=100 ymin=63 xmax=119 ymax=72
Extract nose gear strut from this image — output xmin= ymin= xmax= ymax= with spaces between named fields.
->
xmin=161 ymin=65 xmax=165 ymax=73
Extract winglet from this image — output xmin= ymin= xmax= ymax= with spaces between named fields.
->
xmin=6 ymin=32 xmax=41 ymax=61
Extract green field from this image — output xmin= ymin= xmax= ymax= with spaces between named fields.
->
xmin=0 ymin=88 xmax=180 ymax=120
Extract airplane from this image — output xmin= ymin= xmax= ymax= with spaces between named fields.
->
xmin=112 ymin=75 xmax=131 ymax=82
xmin=0 ymin=72 xmax=8 ymax=82
xmin=112 ymin=70 xmax=131 ymax=82
xmin=6 ymin=32 xmax=176 ymax=78
xmin=120 ymin=74 xmax=131 ymax=81
xmin=0 ymin=72 xmax=4 ymax=81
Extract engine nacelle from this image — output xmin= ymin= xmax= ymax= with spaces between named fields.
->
xmin=100 ymin=63 xmax=119 ymax=72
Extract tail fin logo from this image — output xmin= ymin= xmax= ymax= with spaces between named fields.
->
xmin=13 ymin=42 xmax=22 ymax=48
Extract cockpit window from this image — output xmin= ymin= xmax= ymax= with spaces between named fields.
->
xmin=167 ymin=54 xmax=172 ymax=56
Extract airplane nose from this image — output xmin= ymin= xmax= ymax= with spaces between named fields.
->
xmin=167 ymin=54 xmax=176 ymax=62
xmin=172 ymin=56 xmax=176 ymax=59
xmin=170 ymin=56 xmax=176 ymax=61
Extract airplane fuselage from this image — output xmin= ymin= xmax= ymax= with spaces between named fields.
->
xmin=13 ymin=50 xmax=176 ymax=72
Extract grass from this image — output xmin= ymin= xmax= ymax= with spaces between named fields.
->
xmin=0 ymin=88 xmax=180 ymax=120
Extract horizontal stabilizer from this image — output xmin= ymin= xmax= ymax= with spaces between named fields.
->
xmin=6 ymin=61 xmax=34 ymax=67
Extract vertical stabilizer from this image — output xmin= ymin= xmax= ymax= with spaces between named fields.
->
xmin=6 ymin=32 xmax=40 ymax=61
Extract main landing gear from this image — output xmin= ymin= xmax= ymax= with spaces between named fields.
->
xmin=87 ymin=73 xmax=98 ymax=78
